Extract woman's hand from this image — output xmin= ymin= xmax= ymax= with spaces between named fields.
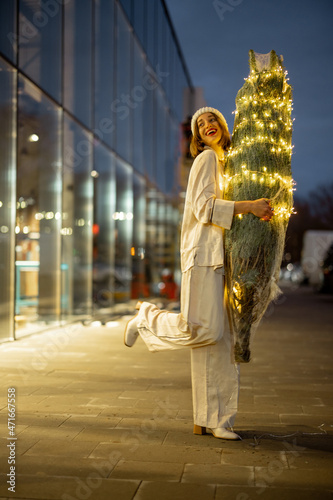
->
xmin=234 ymin=199 xmax=274 ymax=221
xmin=250 ymin=198 xmax=274 ymax=221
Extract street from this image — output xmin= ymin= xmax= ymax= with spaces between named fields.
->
xmin=0 ymin=285 xmax=332 ymax=500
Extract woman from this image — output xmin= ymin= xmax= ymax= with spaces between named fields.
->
xmin=124 ymin=107 xmax=273 ymax=440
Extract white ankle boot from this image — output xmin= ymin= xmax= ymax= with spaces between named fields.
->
xmin=209 ymin=427 xmax=241 ymax=440
xmin=193 ymin=424 xmax=241 ymax=440
xmin=124 ymin=314 xmax=139 ymax=347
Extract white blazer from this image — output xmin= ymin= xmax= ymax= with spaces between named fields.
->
xmin=180 ymin=146 xmax=235 ymax=272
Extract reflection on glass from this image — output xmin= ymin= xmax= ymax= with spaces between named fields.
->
xmin=64 ymin=0 xmax=92 ymax=127
xmin=115 ymin=158 xmax=133 ymax=302
xmin=0 ymin=1 xmax=17 ymax=63
xmin=93 ymin=142 xmax=116 ymax=309
xmin=142 ymin=73 xmax=154 ymax=180
xmin=62 ymin=114 xmax=93 ymax=317
xmin=17 ymin=75 xmax=62 ymax=322
xmin=0 ymin=58 xmax=16 ymax=341
xmin=155 ymin=87 xmax=167 ymax=192
xmin=132 ymin=174 xmax=147 ymax=298
xmin=145 ymin=0 xmax=155 ymax=69
xmin=132 ymin=38 xmax=144 ymax=174
xmin=115 ymin=4 xmax=131 ymax=163
xmin=132 ymin=0 xmax=145 ymax=48
xmin=19 ymin=0 xmax=62 ymax=102
xmin=95 ymin=0 xmax=115 ymax=150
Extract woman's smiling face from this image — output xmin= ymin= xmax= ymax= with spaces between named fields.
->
xmin=197 ymin=112 xmax=222 ymax=148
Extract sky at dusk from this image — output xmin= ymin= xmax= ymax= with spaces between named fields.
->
xmin=165 ymin=0 xmax=333 ymax=200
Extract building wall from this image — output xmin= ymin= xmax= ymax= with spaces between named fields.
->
xmin=0 ymin=0 xmax=193 ymax=341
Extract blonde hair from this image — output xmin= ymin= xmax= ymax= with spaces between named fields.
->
xmin=190 ymin=113 xmax=231 ymax=158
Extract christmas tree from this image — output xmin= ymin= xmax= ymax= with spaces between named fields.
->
xmin=224 ymin=50 xmax=294 ymax=363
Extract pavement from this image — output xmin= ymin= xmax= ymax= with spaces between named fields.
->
xmin=0 ymin=285 xmax=332 ymax=500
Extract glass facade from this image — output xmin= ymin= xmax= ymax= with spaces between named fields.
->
xmin=0 ymin=0 xmax=193 ymax=341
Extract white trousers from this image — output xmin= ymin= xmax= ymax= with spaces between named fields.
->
xmin=137 ymin=265 xmax=240 ymax=428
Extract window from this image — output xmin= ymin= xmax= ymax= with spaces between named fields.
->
xmin=0 ymin=1 xmax=17 ymax=63
xmin=62 ymin=114 xmax=93 ymax=316
xmin=64 ymin=0 xmax=92 ymax=127
xmin=17 ymin=75 xmax=62 ymax=322
xmin=19 ymin=0 xmax=62 ymax=102
xmin=0 ymin=57 xmax=16 ymax=340
xmin=95 ymin=0 xmax=115 ymax=149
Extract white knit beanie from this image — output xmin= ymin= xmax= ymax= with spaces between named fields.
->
xmin=191 ymin=107 xmax=229 ymax=135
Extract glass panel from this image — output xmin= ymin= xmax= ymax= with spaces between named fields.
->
xmin=132 ymin=39 xmax=144 ymax=174
xmin=167 ymin=115 xmax=180 ymax=194
xmin=0 ymin=58 xmax=16 ymax=342
xmin=119 ymin=0 xmax=132 ymax=21
xmin=163 ymin=22 xmax=173 ymax=104
xmin=19 ymin=0 xmax=62 ymax=102
xmin=0 ymin=1 xmax=17 ymax=63
xmin=94 ymin=0 xmax=115 ymax=150
xmin=62 ymin=114 xmax=93 ymax=317
xmin=145 ymin=0 xmax=155 ymax=68
xmin=142 ymin=67 xmax=154 ymax=180
xmin=17 ymin=75 xmax=62 ymax=326
xmin=173 ymin=55 xmax=188 ymax=122
xmin=145 ymin=187 xmax=159 ymax=290
xmin=133 ymin=0 xmax=145 ymax=49
xmin=93 ymin=142 xmax=116 ymax=309
xmin=155 ymin=88 xmax=167 ymax=192
xmin=115 ymin=4 xmax=131 ymax=163
xmin=132 ymin=174 xmax=146 ymax=299
xmin=156 ymin=0 xmax=165 ymax=72
xmin=114 ymin=159 xmax=133 ymax=302
xmin=64 ymin=0 xmax=92 ymax=127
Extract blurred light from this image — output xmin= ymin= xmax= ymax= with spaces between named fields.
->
xmin=91 ymin=170 xmax=99 ymax=178
xmin=28 ymin=134 xmax=39 ymax=142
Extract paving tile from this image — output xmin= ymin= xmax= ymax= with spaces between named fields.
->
xmin=134 ymin=398 xmax=191 ymax=411
xmin=133 ymin=481 xmax=216 ymax=500
xmin=89 ymin=441 xmax=222 ymax=466
xmin=59 ymin=415 xmax=121 ymax=428
xmin=285 ymin=450 xmax=333 ymax=469
xmin=11 ymin=455 xmax=115 ymax=478
xmin=110 ymin=459 xmax=183 ymax=481
xmin=222 ymin=448 xmax=287 ymax=467
xmin=0 ymin=474 xmax=139 ymax=500
xmin=182 ymin=463 xmax=254 ymax=485
xmin=24 ymin=439 xmax=97 ymax=459
xmin=115 ymin=417 xmax=192 ymax=432
xmin=74 ymin=426 xmax=167 ymax=445
xmin=255 ymin=466 xmax=333 ymax=490
xmin=14 ymin=413 xmax=71 ymax=427
xmin=279 ymin=414 xmax=332 ymax=427
xmin=0 ymin=435 xmax=40 ymax=457
xmin=301 ymin=405 xmax=333 ymax=416
xmin=215 ymin=485 xmax=333 ymax=500
xmin=13 ymin=425 xmax=82 ymax=441
xmin=239 ymin=403 xmax=304 ymax=414
xmin=234 ymin=412 xmax=281 ymax=426
xmin=100 ymin=406 xmax=172 ymax=419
